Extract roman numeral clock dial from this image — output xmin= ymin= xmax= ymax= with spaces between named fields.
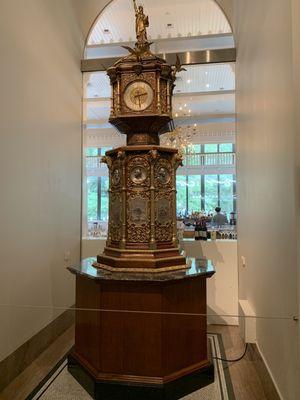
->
xmin=124 ymin=81 xmax=154 ymax=111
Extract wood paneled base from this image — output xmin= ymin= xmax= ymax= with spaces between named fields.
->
xmin=72 ymin=273 xmax=213 ymax=397
xmin=68 ymin=353 xmax=214 ymax=400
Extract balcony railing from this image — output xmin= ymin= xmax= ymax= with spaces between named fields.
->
xmin=86 ymin=152 xmax=236 ymax=170
xmin=184 ymin=152 xmax=235 ymax=167
xmin=86 ymin=156 xmax=103 ymax=169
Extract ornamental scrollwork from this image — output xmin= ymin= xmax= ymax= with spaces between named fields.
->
xmin=127 ymin=195 xmax=150 ymax=243
xmin=155 ymin=223 xmax=173 ymax=242
xmin=173 ymin=153 xmax=183 ymax=170
xmin=109 ymin=192 xmax=122 ymax=243
xmin=101 ymin=155 xmax=113 ymax=170
xmin=155 ymin=192 xmax=174 ymax=243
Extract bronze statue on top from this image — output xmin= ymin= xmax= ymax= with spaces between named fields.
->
xmin=133 ymin=0 xmax=149 ymax=44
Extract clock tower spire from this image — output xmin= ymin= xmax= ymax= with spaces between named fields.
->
xmin=94 ymin=3 xmax=186 ymax=272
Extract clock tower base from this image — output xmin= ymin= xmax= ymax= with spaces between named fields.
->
xmin=94 ymin=246 xmax=187 ymax=273
xmin=98 ymin=145 xmax=185 ymax=273
xmin=68 ymin=258 xmax=215 ymax=400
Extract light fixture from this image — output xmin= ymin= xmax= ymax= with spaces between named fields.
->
xmin=187 ymin=79 xmax=191 ymax=84
xmin=206 ymin=83 xmax=210 ymax=88
xmin=179 ymin=106 xmax=183 ymax=111
xmin=184 ymin=104 xmax=187 ymax=107
xmin=160 ymin=126 xmax=196 ymax=159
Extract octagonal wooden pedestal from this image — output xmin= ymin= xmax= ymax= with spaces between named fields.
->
xmin=68 ymin=259 xmax=215 ymax=400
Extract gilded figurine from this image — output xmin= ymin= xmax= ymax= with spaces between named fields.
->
xmin=133 ymin=0 xmax=149 ymax=43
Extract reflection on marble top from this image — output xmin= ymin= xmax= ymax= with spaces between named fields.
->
xmin=68 ymin=257 xmax=215 ymax=282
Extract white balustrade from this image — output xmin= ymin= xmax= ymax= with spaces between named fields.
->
xmin=86 ymin=152 xmax=236 ymax=174
xmin=184 ymin=152 xmax=235 ymax=167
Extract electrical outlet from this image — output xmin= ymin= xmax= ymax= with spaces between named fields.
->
xmin=64 ymin=250 xmax=71 ymax=263
xmin=241 ymin=256 xmax=246 ymax=268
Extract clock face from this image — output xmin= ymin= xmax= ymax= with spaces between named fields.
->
xmin=124 ymin=81 xmax=154 ymax=111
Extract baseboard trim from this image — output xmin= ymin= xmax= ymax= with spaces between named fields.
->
xmin=249 ymin=343 xmax=283 ymax=400
xmin=0 ymin=307 xmax=75 ymax=392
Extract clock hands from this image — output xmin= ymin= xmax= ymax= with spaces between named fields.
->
xmin=133 ymin=89 xmax=147 ymax=108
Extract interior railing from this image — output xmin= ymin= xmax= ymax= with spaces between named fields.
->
xmin=86 ymin=152 xmax=236 ymax=170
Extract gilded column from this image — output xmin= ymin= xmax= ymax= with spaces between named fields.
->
xmin=172 ymin=153 xmax=183 ymax=246
xmin=119 ymin=151 xmax=126 ymax=249
xmin=149 ymin=150 xmax=157 ymax=249
xmin=157 ymin=75 xmax=161 ymax=113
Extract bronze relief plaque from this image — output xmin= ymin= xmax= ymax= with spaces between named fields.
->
xmin=155 ymin=159 xmax=172 ymax=187
xmin=156 ymin=198 xmax=171 ymax=224
xmin=111 ymin=195 xmax=122 ymax=226
xmin=130 ymin=166 xmax=147 ymax=185
xmin=157 ymin=166 xmax=171 ymax=185
xmin=129 ymin=198 xmax=148 ymax=226
xmin=112 ymin=168 xmax=121 ymax=187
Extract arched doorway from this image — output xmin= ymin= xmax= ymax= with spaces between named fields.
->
xmin=80 ymin=0 xmax=238 ymax=327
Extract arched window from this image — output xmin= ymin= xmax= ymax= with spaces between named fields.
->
xmin=82 ymin=0 xmax=236 ymax=238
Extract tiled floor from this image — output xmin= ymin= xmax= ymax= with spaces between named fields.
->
xmin=0 ymin=325 xmax=268 ymax=400
xmin=36 ymin=334 xmax=229 ymax=400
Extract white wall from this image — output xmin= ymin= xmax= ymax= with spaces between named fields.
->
xmin=232 ymin=0 xmax=300 ymax=399
xmin=292 ymin=2 xmax=300 ymax=390
xmin=2 ymin=0 xmax=299 ymax=397
xmin=0 ymin=0 xmax=83 ymax=361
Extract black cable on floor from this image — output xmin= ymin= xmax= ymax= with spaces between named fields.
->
xmin=213 ymin=343 xmax=249 ymax=363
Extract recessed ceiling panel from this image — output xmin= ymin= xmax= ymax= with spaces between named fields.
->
xmin=173 ymin=93 xmax=235 ymax=117
xmin=175 ymin=63 xmax=235 ymax=94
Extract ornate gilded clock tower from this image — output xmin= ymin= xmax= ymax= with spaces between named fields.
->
xmin=93 ymin=1 xmax=187 ymax=272
xmin=68 ymin=4 xmax=215 ymax=397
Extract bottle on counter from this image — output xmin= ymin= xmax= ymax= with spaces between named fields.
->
xmin=194 ymin=219 xmax=201 ymax=240
xmin=200 ymin=217 xmax=208 ymax=241
xmin=230 ymin=212 xmax=237 ymax=226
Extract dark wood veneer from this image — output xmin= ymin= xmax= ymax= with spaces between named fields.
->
xmin=73 ymin=273 xmax=210 ymax=386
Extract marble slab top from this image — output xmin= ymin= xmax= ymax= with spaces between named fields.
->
xmin=68 ymin=257 xmax=215 ymax=282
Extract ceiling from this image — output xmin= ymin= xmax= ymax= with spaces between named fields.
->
xmin=87 ymin=0 xmax=232 ymax=46
xmin=85 ymin=34 xmax=234 ymax=59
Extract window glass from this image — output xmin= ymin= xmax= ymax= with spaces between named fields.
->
xmin=193 ymin=144 xmax=201 ymax=153
xmin=204 ymin=175 xmax=218 ymax=213
xmin=86 ymin=147 xmax=98 ymax=156
xmin=100 ymin=177 xmax=109 ymax=220
xmin=176 ymin=176 xmax=187 ymax=216
xmin=204 ymin=144 xmax=218 ymax=153
xmin=100 ymin=147 xmax=112 ymax=155
xmin=219 ymin=143 xmax=233 ymax=152
xmin=87 ymin=177 xmax=98 ymax=221
xmin=219 ymin=174 xmax=235 ymax=215
xmin=188 ymin=175 xmax=201 ymax=213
